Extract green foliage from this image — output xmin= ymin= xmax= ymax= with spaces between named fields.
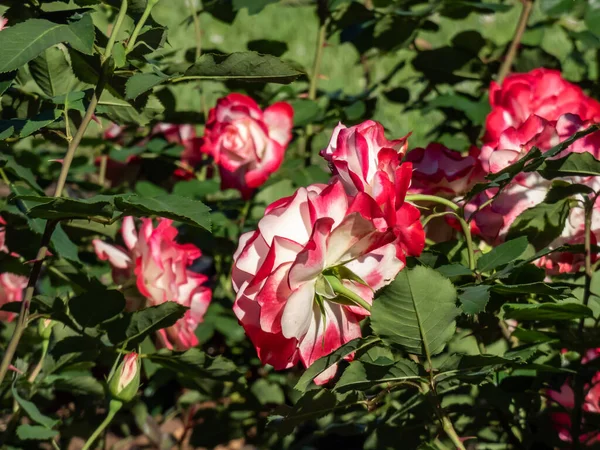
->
xmin=0 ymin=0 xmax=599 ymax=448
xmin=0 ymin=15 xmax=95 ymax=73
xmin=371 ymin=266 xmax=459 ymax=357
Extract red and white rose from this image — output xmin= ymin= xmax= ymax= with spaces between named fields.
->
xmin=232 ymin=181 xmax=408 ymax=384
xmin=320 ymin=120 xmax=424 ymax=258
xmin=93 ymin=217 xmax=212 ymax=350
xmin=406 ymin=143 xmax=483 ymax=198
xmin=484 ymin=68 xmax=600 ymax=144
xmin=201 ymin=93 xmax=293 ymax=199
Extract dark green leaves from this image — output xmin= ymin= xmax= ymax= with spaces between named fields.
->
xmin=294 ymin=337 xmax=380 ymax=391
xmin=114 ymin=195 xmax=211 ymax=231
xmin=148 ymin=349 xmax=242 ymax=382
xmin=335 ymin=359 xmax=422 ymax=392
xmin=506 ymin=198 xmax=571 ymax=249
xmin=16 ymin=424 xmax=59 ymax=441
xmin=15 ymin=194 xmax=212 ymax=231
xmin=29 ymin=47 xmax=78 ymax=98
xmin=69 ymin=290 xmax=126 ymax=328
xmin=12 ymin=385 xmax=58 ymax=429
xmin=0 ymin=15 xmax=95 ymax=73
xmin=371 ymin=266 xmax=459 ymax=357
xmin=458 ymin=285 xmax=490 ymax=314
xmin=125 ymin=52 xmax=305 ymax=98
xmin=477 ymin=237 xmax=528 ymax=272
xmin=185 ymin=52 xmax=304 ymax=82
xmin=539 ymin=152 xmax=600 ymax=179
xmin=503 ymin=303 xmax=594 ymax=321
xmin=104 ymin=302 xmax=188 ymax=345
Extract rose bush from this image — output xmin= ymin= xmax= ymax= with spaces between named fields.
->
xmin=3 ymin=2 xmax=600 ymax=449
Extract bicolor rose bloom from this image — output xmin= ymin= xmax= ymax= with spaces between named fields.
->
xmin=548 ymin=349 xmax=600 ymax=445
xmin=232 ymin=181 xmax=409 ymax=384
xmin=201 ymin=93 xmax=293 ymax=199
xmin=468 ymin=114 xmax=600 ymax=249
xmin=320 ymin=120 xmax=424 ymax=258
xmin=484 ymin=68 xmax=600 ymax=144
xmin=406 ymin=143 xmax=483 ymax=197
xmin=0 ymin=218 xmax=27 ymax=321
xmin=93 ymin=217 xmax=211 ymax=350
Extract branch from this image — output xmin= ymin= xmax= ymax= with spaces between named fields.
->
xmin=497 ymin=0 xmax=534 ymax=84
xmin=0 ymin=0 xmax=129 ymax=387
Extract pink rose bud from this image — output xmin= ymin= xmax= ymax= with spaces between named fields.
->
xmin=108 ymin=352 xmax=141 ymax=403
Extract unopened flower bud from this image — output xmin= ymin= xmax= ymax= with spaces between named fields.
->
xmin=108 ymin=352 xmax=140 ymax=402
xmin=38 ymin=319 xmax=54 ymax=340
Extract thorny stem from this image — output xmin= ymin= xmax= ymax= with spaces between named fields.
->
xmin=571 ymin=195 xmax=596 ymax=448
xmin=299 ymin=0 xmax=329 ymax=165
xmin=405 ymin=194 xmax=476 ymax=271
xmin=0 ymin=0 xmax=129 ymax=387
xmin=497 ymin=0 xmax=534 ymax=83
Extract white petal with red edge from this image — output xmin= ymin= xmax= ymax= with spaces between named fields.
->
xmin=281 ymin=281 xmax=316 ymax=340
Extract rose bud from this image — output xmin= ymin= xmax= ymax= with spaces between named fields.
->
xmin=108 ymin=352 xmax=141 ymax=403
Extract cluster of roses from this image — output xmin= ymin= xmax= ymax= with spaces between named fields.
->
xmin=408 ymin=68 xmax=600 ymax=445
xmin=2 ymin=67 xmax=600 ymax=443
xmin=408 ymin=68 xmax=600 ymax=275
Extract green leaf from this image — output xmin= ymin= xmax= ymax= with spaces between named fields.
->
xmin=435 ymin=263 xmax=473 ymax=278
xmin=506 ymin=199 xmax=571 ymax=249
xmin=251 ymin=379 xmax=285 ymax=405
xmin=335 ymin=360 xmax=423 ymax=393
xmin=0 ymin=154 xmax=44 ymax=194
xmin=269 ymin=390 xmax=363 ymax=436
xmin=371 ymin=266 xmax=459 ymax=357
xmin=19 ymin=109 xmax=62 ymax=138
xmin=53 ymin=375 xmax=105 ymax=397
xmin=503 ymin=302 xmax=594 ymax=321
xmin=0 ymin=15 xmax=95 ymax=73
xmin=540 ymin=0 xmax=574 ymax=16
xmin=114 ymin=194 xmax=211 ymax=231
xmin=104 ymin=302 xmax=188 ymax=345
xmin=184 ymin=52 xmax=304 ymax=82
xmin=148 ymin=348 xmax=241 ymax=382
xmin=539 ymin=152 xmax=600 ymax=179
xmin=29 ymin=46 xmax=77 ymax=98
xmin=458 ymin=285 xmax=490 ymax=314
xmin=125 ymin=71 xmax=171 ymax=99
xmin=16 ymin=195 xmax=115 ymax=220
xmin=477 ymin=237 xmax=528 ymax=272
xmin=12 ymin=385 xmax=58 ymax=428
xmin=16 ymin=424 xmax=58 ymax=441
xmin=69 ymin=289 xmax=126 ymax=328
xmin=492 ymin=282 xmax=570 ymax=296
xmin=294 ymin=337 xmax=380 ymax=391
xmin=126 ymin=52 xmax=304 ymax=97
